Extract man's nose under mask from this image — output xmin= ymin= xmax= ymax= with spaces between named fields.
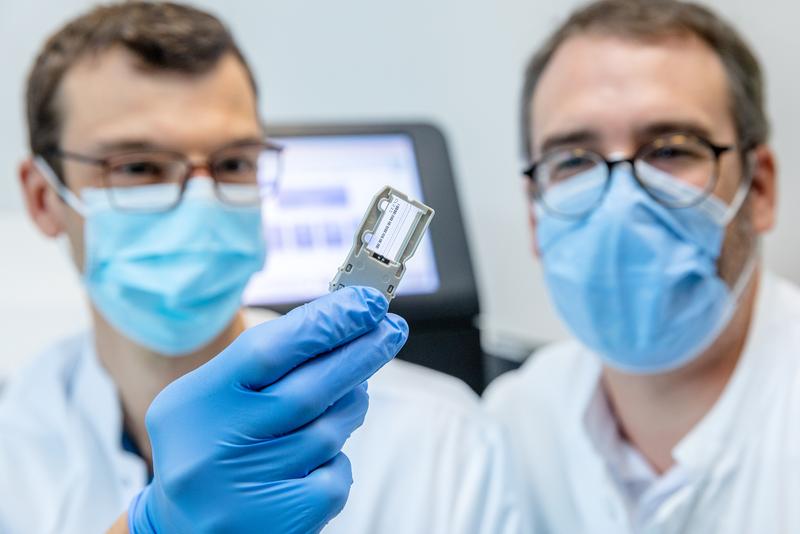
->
xmin=535 ymin=163 xmax=755 ymax=374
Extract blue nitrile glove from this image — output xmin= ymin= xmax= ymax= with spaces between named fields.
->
xmin=127 ymin=286 xmax=408 ymax=534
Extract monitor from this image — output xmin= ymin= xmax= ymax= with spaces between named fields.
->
xmin=244 ymin=122 xmax=479 ymax=327
xmin=244 ymin=133 xmax=439 ymax=305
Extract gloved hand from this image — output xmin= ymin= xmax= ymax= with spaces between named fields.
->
xmin=127 ymin=286 xmax=408 ymax=534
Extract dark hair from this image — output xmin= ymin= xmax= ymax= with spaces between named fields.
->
xmin=520 ymin=0 xmax=768 ymax=159
xmin=26 ymin=1 xmax=258 ymax=169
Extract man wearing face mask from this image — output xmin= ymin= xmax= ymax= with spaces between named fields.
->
xmin=3 ymin=3 xmax=522 ymax=534
xmin=484 ymin=0 xmax=800 ymax=532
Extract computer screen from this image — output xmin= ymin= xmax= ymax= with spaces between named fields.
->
xmin=243 ymin=133 xmax=440 ymax=307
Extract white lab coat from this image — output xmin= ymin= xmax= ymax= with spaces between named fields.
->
xmin=0 ymin=311 xmax=525 ymax=534
xmin=484 ymin=271 xmax=800 ymax=534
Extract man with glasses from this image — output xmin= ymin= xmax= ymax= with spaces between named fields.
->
xmin=4 ymin=3 xmax=521 ymax=533
xmin=485 ymin=0 xmax=799 ymax=532
xmin=34 ymin=141 xmax=285 ymax=356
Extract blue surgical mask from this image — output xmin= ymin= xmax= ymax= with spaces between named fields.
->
xmin=536 ymin=162 xmax=754 ymax=374
xmin=36 ymin=158 xmax=266 ymax=356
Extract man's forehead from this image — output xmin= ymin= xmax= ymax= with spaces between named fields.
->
xmin=530 ymin=32 xmax=733 ymax=150
xmin=56 ymin=46 xmax=260 ymax=152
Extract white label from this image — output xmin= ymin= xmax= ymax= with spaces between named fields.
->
xmin=366 ymin=194 xmax=422 ymax=263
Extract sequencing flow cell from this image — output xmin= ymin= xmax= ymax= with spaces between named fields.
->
xmin=330 ymin=185 xmax=435 ymax=300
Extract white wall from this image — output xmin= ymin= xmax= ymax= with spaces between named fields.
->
xmin=1 ymin=0 xmax=798 ymax=373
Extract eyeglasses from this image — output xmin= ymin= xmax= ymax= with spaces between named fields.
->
xmin=522 ymin=133 xmax=735 ymax=219
xmin=45 ymin=139 xmax=283 ymax=212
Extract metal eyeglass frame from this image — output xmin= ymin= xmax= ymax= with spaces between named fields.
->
xmin=42 ymin=139 xmax=284 ymax=213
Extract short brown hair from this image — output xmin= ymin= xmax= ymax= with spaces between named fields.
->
xmin=26 ymin=1 xmax=257 ymax=170
xmin=520 ymin=0 xmax=768 ymax=159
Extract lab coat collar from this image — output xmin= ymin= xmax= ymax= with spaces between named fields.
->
xmin=574 ymin=271 xmax=782 ymax=479
xmin=559 ymin=272 xmax=783 ymax=530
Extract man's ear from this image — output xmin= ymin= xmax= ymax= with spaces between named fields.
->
xmin=19 ymin=158 xmax=67 ymax=237
xmin=747 ymin=145 xmax=777 ymax=234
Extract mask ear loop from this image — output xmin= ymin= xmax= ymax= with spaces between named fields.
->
xmin=675 ymin=207 xmax=760 ymax=374
xmin=720 ymin=149 xmax=760 ymax=306
xmin=716 ymin=150 xmax=756 ymax=227
xmin=731 ymin=240 xmax=759 ymax=299
xmin=33 ymin=155 xmax=87 ymax=217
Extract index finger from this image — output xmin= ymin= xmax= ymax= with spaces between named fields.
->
xmin=211 ymin=286 xmax=389 ymax=390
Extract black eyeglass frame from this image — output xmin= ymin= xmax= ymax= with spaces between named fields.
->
xmin=522 ymin=133 xmax=737 ymax=219
xmin=42 ymin=139 xmax=284 ymax=213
